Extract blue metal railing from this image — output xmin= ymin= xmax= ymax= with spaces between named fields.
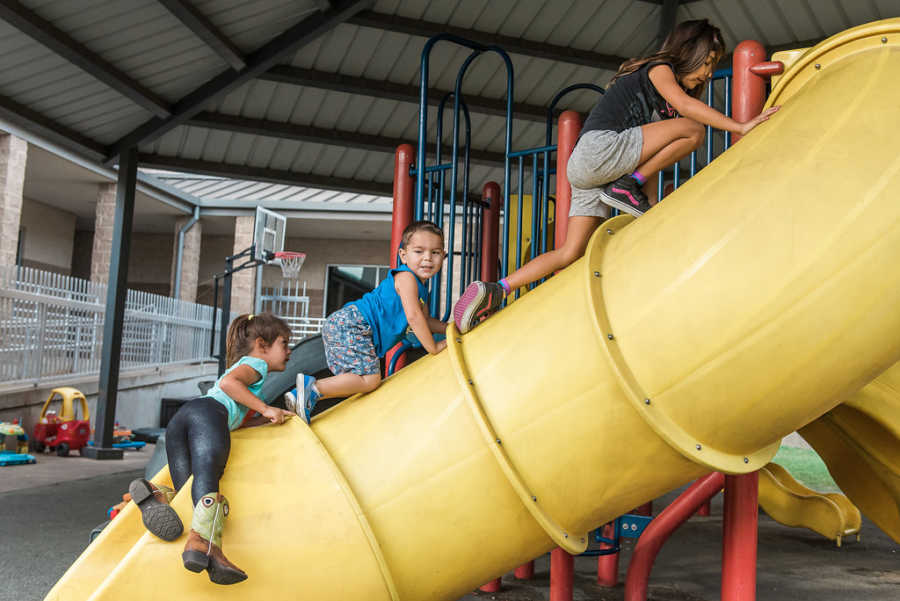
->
xmin=413 ymin=34 xmax=515 ymax=322
xmin=661 ymin=68 xmax=733 ymax=199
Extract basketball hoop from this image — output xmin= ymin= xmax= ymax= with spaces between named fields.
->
xmin=272 ymin=251 xmax=306 ymax=279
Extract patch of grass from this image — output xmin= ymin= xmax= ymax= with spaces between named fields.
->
xmin=772 ymin=446 xmax=841 ymax=493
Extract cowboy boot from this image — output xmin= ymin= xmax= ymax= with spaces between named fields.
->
xmin=182 ymin=493 xmax=248 ymax=585
xmin=128 ymin=478 xmax=183 ymax=541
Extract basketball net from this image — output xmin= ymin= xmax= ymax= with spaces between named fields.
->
xmin=272 ymin=251 xmax=306 ymax=279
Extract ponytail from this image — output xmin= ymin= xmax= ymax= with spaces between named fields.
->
xmin=225 ymin=312 xmax=292 ymax=367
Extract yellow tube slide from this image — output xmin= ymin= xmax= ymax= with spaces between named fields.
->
xmin=758 ymin=462 xmax=860 ymax=546
xmin=800 ymin=361 xmax=900 ymax=541
xmin=47 ymin=18 xmax=900 ymax=601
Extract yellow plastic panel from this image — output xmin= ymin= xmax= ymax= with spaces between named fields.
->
xmin=801 ymin=361 xmax=900 ymax=543
xmin=85 ymin=420 xmax=395 ymax=601
xmin=44 ymin=467 xmax=174 ymax=601
xmin=758 ymin=462 xmax=860 ymax=545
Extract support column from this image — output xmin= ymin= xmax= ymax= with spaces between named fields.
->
xmin=91 ymin=183 xmax=117 ymax=283
xmin=170 ymin=215 xmax=202 ymax=302
xmin=0 ymin=134 xmax=27 ymax=269
xmin=230 ymin=215 xmax=256 ymax=316
xmin=84 ymin=148 xmax=138 ymax=460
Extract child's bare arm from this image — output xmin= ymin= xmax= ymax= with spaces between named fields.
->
xmin=395 ymin=272 xmax=446 ymax=354
xmin=219 ymin=365 xmax=294 ymax=425
xmin=649 ymin=65 xmax=779 ymax=135
xmin=426 ymin=315 xmax=448 ymax=334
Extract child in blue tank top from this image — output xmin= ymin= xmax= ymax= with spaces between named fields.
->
xmin=285 ymin=221 xmax=448 ymax=422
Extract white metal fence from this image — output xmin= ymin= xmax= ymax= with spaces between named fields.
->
xmin=0 ymin=266 xmax=221 ymax=384
xmin=259 ymin=279 xmax=325 ymax=344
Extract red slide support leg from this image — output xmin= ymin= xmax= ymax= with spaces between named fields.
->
xmin=550 ymin=548 xmax=574 ymax=601
xmin=596 ymin=522 xmax=619 ymax=587
xmin=478 ymin=578 xmax=502 ymax=593
xmin=514 ymin=561 xmax=534 ymax=580
xmin=625 ymin=473 xmax=725 ymax=601
xmin=722 ymin=472 xmax=759 ymax=601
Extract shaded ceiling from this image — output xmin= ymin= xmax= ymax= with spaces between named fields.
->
xmin=1 ymin=0 xmax=895 ymax=205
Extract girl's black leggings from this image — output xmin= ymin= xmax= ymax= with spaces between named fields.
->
xmin=165 ymin=397 xmax=230 ymax=506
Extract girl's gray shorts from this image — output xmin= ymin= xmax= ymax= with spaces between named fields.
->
xmin=567 ymin=127 xmax=643 ymax=217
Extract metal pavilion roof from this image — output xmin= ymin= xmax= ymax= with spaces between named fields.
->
xmin=0 ymin=0 xmax=896 ymax=208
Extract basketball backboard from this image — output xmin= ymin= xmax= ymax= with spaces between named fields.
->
xmin=253 ymin=206 xmax=285 ymax=262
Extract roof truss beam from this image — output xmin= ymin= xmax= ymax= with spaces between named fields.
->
xmin=260 ymin=65 xmax=550 ymax=123
xmin=139 ymin=154 xmax=393 ymax=197
xmin=0 ymin=0 xmax=171 ymax=118
xmin=105 ymin=0 xmax=374 ymax=165
xmin=188 ymin=111 xmax=507 ymax=167
xmin=347 ymin=10 xmax=626 ymax=70
xmin=157 ymin=0 xmax=246 ymax=70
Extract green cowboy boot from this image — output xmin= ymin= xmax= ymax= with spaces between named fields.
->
xmin=129 ymin=478 xmax=183 ymax=541
xmin=181 ymin=493 xmax=247 ymax=585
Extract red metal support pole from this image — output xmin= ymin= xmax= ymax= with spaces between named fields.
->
xmin=514 ymin=561 xmax=535 ymax=580
xmin=721 ymin=473 xmax=759 ymax=601
xmin=480 ymin=181 xmax=501 ymax=282
xmin=632 ymin=502 xmax=652 ymax=516
xmin=478 ymin=578 xmax=502 ymax=593
xmin=625 ymin=473 xmax=725 ymax=601
xmin=596 ymin=522 xmax=619 ymax=587
xmin=731 ymin=40 xmax=767 ymax=144
xmin=554 ymin=111 xmax=582 ymax=248
xmin=385 ymin=144 xmax=416 ymax=376
xmin=697 ymin=499 xmax=712 ymax=516
xmin=549 ymin=548 xmax=574 ymax=601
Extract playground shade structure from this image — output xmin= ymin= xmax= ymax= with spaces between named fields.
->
xmin=45 ymin=18 xmax=900 ymax=601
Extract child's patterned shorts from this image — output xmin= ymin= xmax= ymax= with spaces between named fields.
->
xmin=322 ymin=304 xmax=380 ymax=376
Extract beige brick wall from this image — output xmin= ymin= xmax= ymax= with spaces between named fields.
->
xmin=90 ymin=183 xmax=117 ymax=283
xmin=230 ymin=216 xmax=255 ymax=315
xmin=0 ymin=134 xmax=27 ymax=268
xmin=169 ymin=217 xmax=202 ymax=302
xmin=19 ymin=198 xmax=77 ymax=273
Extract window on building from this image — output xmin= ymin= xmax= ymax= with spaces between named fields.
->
xmin=323 ymin=264 xmax=391 ymax=316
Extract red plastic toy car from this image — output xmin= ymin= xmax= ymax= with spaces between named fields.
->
xmin=32 ymin=387 xmax=92 ymax=457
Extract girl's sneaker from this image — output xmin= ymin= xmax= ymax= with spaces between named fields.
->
xmin=599 ymin=176 xmax=651 ymax=216
xmin=284 ymin=374 xmax=320 ymax=424
xmin=453 ymin=281 xmax=505 ymax=334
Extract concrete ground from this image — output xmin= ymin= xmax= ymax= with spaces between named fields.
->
xmin=1 ymin=444 xmax=897 ymax=601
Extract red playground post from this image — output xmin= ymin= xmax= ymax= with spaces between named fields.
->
xmin=478 ymin=578 xmax=502 ymax=593
xmin=625 ymin=473 xmax=726 ymax=601
xmin=596 ymin=521 xmax=619 ymax=587
xmin=722 ymin=474 xmax=759 ymax=601
xmin=514 ymin=561 xmax=535 ymax=580
xmin=554 ymin=111 xmax=581 ymax=247
xmin=480 ymin=182 xmax=501 ymax=281
xmin=385 ymin=144 xmax=416 ymax=375
xmin=546 ymin=109 xmax=582 ymax=601
xmin=550 ymin=548 xmax=574 ymax=601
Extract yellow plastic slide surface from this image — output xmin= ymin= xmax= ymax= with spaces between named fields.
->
xmin=801 ymin=361 xmax=900 ymax=541
xmin=46 ymin=18 xmax=900 ymax=601
xmin=758 ymin=462 xmax=860 ymax=545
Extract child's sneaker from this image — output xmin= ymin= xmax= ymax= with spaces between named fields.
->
xmin=284 ymin=374 xmax=320 ymax=424
xmin=599 ymin=176 xmax=651 ymax=216
xmin=453 ymin=281 xmax=505 ymax=334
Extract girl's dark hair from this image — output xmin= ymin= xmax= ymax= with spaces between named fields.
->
xmin=609 ymin=19 xmax=726 ymax=99
xmin=400 ymin=220 xmax=444 ymax=248
xmin=225 ymin=312 xmax=291 ymax=368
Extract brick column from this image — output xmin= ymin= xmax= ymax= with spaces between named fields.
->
xmin=170 ymin=216 xmax=202 ymax=302
xmin=0 ymin=134 xmax=27 ymax=269
xmin=91 ymin=183 xmax=117 ymax=283
xmin=230 ymin=215 xmax=255 ymax=315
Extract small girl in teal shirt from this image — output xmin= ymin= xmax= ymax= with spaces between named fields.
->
xmin=285 ymin=221 xmax=448 ymax=422
xmin=129 ymin=312 xmax=294 ymax=585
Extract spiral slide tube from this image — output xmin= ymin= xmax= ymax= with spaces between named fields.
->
xmin=46 ymin=19 xmax=900 ymax=601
